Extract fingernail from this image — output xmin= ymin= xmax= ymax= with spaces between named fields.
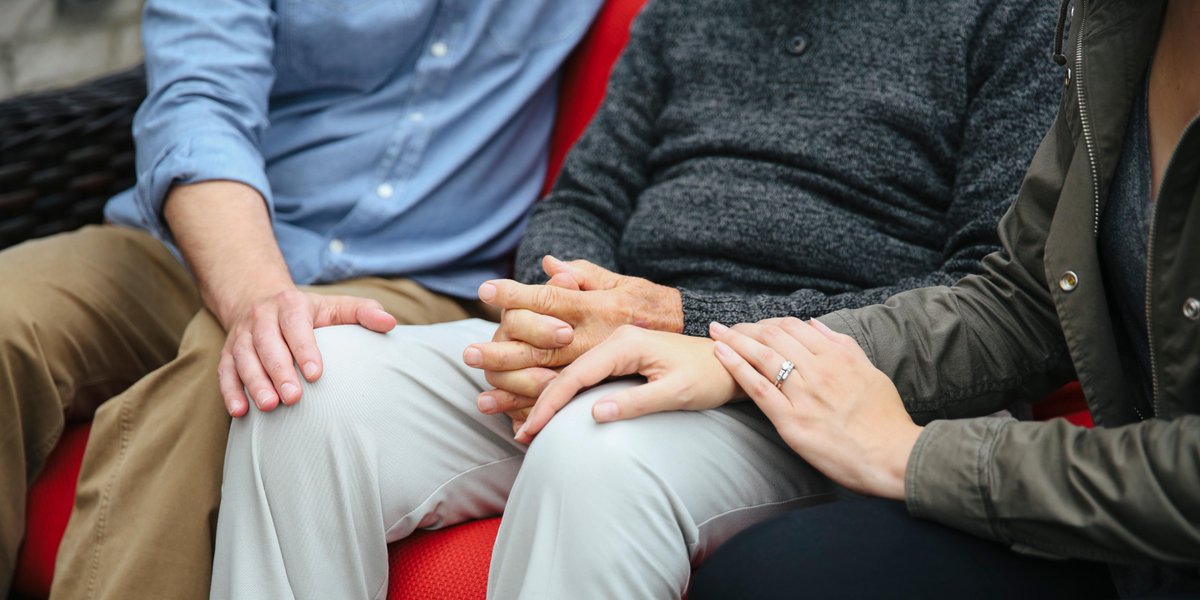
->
xmin=478 ymin=395 xmax=497 ymax=412
xmin=554 ymin=326 xmax=573 ymax=345
xmin=713 ymin=341 xmax=733 ymax=359
xmin=302 ymin=361 xmax=320 ymax=379
xmin=256 ymin=389 xmax=276 ymax=408
xmin=463 ymin=346 xmax=483 ymax=367
xmin=709 ymin=321 xmax=728 ymax=335
xmin=594 ymin=401 xmax=618 ymax=422
xmin=514 ymin=423 xmax=528 ymax=440
xmin=280 ymin=383 xmax=298 ymax=402
xmin=478 ymin=282 xmax=497 ymax=302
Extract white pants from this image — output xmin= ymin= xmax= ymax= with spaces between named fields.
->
xmin=210 ymin=320 xmax=835 ymax=599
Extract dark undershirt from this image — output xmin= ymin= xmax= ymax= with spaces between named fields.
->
xmin=1098 ymin=75 xmax=1154 ymax=409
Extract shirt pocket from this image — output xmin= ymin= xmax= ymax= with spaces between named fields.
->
xmin=275 ymin=0 xmax=426 ymax=91
xmin=484 ymin=0 xmax=592 ymax=55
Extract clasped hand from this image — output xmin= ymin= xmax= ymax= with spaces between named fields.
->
xmin=463 ymin=256 xmax=683 ymax=431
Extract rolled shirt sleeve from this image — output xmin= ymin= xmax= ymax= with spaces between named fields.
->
xmin=120 ymin=0 xmax=277 ymax=242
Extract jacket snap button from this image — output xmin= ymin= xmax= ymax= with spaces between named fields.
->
xmin=1058 ymin=270 xmax=1079 ymax=292
xmin=1063 ymin=67 xmax=1071 ymax=87
xmin=785 ymin=34 xmax=809 ymax=56
xmin=1184 ymin=297 xmax=1200 ymax=320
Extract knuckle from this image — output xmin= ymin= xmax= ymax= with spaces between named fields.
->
xmin=614 ymin=323 xmax=641 ymax=339
xmin=533 ymin=286 xmax=556 ymax=310
xmin=750 ymin=378 xmax=774 ymax=398
xmin=529 ymin=346 xmax=555 ymax=365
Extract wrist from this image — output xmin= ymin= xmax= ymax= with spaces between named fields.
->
xmin=636 ymin=283 xmax=684 ymax=333
xmin=876 ymin=424 xmax=923 ymax=501
xmin=208 ymin=276 xmax=296 ymax=329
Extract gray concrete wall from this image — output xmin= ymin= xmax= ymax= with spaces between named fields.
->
xmin=0 ymin=0 xmax=144 ymax=99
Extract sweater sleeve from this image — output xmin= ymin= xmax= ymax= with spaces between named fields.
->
xmin=678 ymin=0 xmax=1059 ymax=335
xmin=513 ymin=2 xmax=667 ymax=285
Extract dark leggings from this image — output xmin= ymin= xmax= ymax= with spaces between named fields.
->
xmin=690 ymin=497 xmax=1117 ymax=600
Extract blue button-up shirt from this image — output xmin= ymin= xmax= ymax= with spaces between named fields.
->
xmin=106 ymin=0 xmax=602 ymax=298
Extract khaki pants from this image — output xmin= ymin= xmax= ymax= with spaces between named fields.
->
xmin=0 ymin=225 xmax=483 ymax=599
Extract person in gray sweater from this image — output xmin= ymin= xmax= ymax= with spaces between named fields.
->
xmin=209 ymin=1 xmax=1060 ymax=598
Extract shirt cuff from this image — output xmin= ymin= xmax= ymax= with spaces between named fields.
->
xmin=904 ymin=416 xmax=1015 ymax=544
xmin=135 ymin=130 xmax=273 ymax=244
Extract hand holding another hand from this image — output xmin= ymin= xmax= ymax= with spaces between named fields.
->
xmin=513 ymin=325 xmax=740 ymax=443
xmin=709 ymin=317 xmax=922 ymax=501
xmin=465 ymin=256 xmax=684 ymax=430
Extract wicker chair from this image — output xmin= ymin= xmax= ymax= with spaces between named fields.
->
xmin=0 ymin=67 xmax=145 ymax=250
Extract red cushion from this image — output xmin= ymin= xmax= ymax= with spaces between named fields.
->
xmin=387 ymin=518 xmax=503 ymax=600
xmin=14 ymin=1 xmax=648 ymax=598
xmin=542 ymin=0 xmax=647 ymax=196
xmin=12 ymin=423 xmax=91 ymax=598
xmin=1031 ymin=381 xmax=1095 ymax=428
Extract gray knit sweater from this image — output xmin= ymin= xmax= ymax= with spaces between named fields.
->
xmin=516 ymin=0 xmax=1060 ymax=336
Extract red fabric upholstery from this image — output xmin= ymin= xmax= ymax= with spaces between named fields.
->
xmin=386 ymin=519 xmax=503 ymax=600
xmin=1031 ymin=381 xmax=1095 ymax=428
xmin=13 ymin=423 xmax=91 ymax=597
xmin=13 ymin=1 xmax=647 ymax=598
xmin=542 ymin=0 xmax=646 ymax=196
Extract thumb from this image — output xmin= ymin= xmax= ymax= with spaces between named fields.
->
xmin=546 ymin=271 xmax=581 ymax=291
xmin=544 ymin=256 xmax=620 ymax=291
xmin=591 ymin=379 xmax=680 ymax=423
xmin=315 ymin=295 xmax=397 ymax=332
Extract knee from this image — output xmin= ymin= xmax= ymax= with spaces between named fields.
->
xmin=233 ymin=325 xmax=439 ymax=469
xmin=519 ymin=390 xmax=665 ymax=499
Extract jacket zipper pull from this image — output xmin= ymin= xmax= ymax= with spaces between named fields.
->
xmin=1052 ymin=0 xmax=1072 ymax=65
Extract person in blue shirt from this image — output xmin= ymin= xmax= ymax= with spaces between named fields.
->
xmin=0 ymin=1 xmax=601 ymax=598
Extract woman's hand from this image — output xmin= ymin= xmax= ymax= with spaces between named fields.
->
xmin=710 ymin=317 xmax=922 ymax=500
xmin=513 ymin=325 xmax=740 ymax=444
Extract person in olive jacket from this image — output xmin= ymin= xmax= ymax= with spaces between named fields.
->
xmin=524 ymin=0 xmax=1200 ymax=596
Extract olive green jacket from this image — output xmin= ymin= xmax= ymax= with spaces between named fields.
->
xmin=822 ymin=0 xmax=1199 ymax=584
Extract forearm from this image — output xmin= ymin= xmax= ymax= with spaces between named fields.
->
xmin=907 ymin=415 xmax=1200 ymax=565
xmin=163 ymin=180 xmax=293 ymax=329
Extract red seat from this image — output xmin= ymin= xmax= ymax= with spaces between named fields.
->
xmin=12 ymin=0 xmax=647 ymax=598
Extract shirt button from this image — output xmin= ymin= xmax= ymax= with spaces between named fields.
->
xmin=1184 ymin=297 xmax=1200 ymax=320
xmin=1058 ymin=270 xmax=1079 ymax=292
xmin=329 ymin=238 xmax=345 ymax=254
xmin=377 ymin=183 xmax=394 ymax=199
xmin=785 ymin=33 xmax=809 ymax=56
xmin=430 ymin=41 xmax=448 ymax=57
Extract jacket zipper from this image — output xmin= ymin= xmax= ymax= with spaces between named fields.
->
xmin=1073 ymin=0 xmax=1102 ymax=236
xmin=1075 ymin=1 xmax=1149 ymax=421
xmin=1143 ymin=115 xmax=1200 ymax=419
xmin=1144 ymin=199 xmax=1159 ymax=419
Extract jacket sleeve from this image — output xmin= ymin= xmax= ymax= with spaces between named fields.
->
xmin=130 ymin=0 xmax=276 ymax=243
xmin=906 ymin=415 xmax=1200 ymax=565
xmin=675 ymin=0 xmax=1060 ymax=336
xmin=513 ymin=2 xmax=666 ymax=285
